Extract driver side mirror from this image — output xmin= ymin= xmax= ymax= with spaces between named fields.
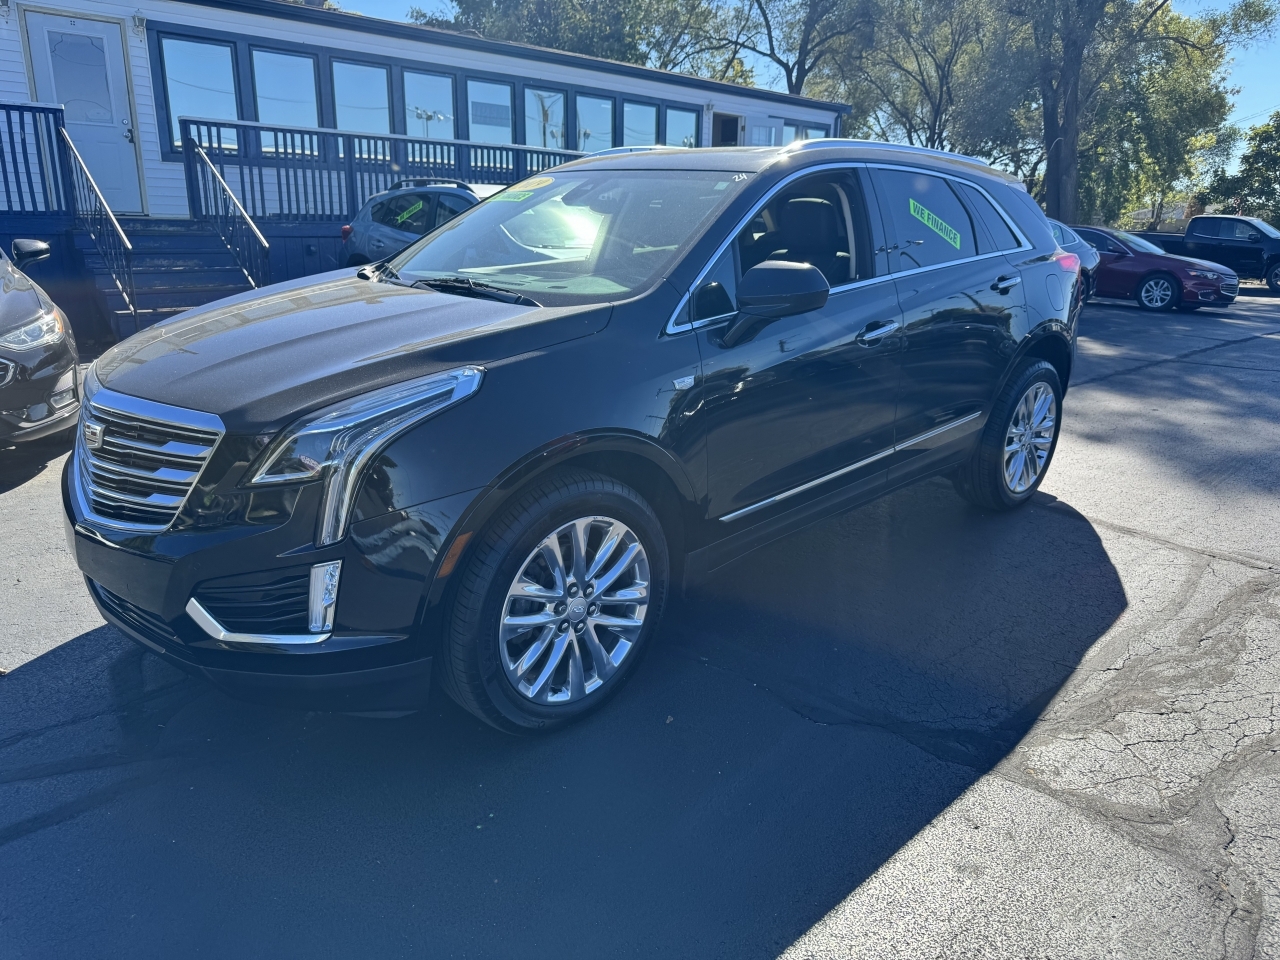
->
xmin=1248 ymin=233 xmax=1262 ymax=243
xmin=11 ymin=239 xmax=51 ymax=270
xmin=717 ymin=260 xmax=829 ymax=348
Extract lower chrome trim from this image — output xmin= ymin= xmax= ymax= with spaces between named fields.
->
xmin=718 ymin=410 xmax=983 ymax=522
xmin=896 ymin=411 xmax=981 ymax=449
xmin=186 ymin=597 xmax=329 ymax=646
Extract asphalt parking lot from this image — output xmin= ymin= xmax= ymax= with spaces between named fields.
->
xmin=2 ymin=290 xmax=1278 ymax=960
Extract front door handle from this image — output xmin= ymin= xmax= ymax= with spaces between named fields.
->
xmin=855 ymin=319 xmax=901 ymax=345
xmin=992 ymin=274 xmax=1022 ymax=293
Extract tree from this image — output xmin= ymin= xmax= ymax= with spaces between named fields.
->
xmin=1206 ymin=111 xmax=1280 ymax=226
xmin=409 ymin=0 xmax=642 ymax=62
xmin=409 ymin=0 xmax=756 ymax=80
xmin=1010 ymin=0 xmax=1276 ymax=222
xmin=722 ymin=0 xmax=874 ymax=95
xmin=818 ymin=0 xmax=1021 ymax=150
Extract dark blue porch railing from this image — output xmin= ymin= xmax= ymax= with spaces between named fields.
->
xmin=179 ymin=117 xmax=583 ymax=222
xmin=61 ymin=128 xmax=136 ymax=321
xmin=0 ymin=101 xmax=72 ymax=215
xmin=188 ymin=142 xmax=272 ymax=289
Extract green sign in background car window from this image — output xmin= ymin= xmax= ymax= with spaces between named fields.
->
xmin=395 ymin=200 xmax=424 ymax=226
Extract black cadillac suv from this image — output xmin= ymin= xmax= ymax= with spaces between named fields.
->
xmin=64 ymin=142 xmax=1080 ymax=732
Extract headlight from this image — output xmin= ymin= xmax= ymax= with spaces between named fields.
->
xmin=248 ymin=366 xmax=483 ymax=545
xmin=0 ymin=310 xmax=63 ymax=351
xmin=1186 ymin=269 xmax=1219 ymax=279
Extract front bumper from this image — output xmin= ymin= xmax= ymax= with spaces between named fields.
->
xmin=0 ymin=346 xmax=79 ymax=441
xmin=63 ymin=455 xmax=477 ymax=712
xmin=1181 ymin=276 xmax=1238 ymax=304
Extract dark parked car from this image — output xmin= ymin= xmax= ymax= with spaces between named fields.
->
xmin=1049 ymin=219 xmax=1100 ymax=302
xmin=65 ymin=142 xmax=1080 ymax=732
xmin=342 ymin=179 xmax=478 ymax=266
xmin=1072 ymin=225 xmax=1237 ymax=311
xmin=1 ymin=239 xmax=79 ymax=444
xmin=1135 ymin=215 xmax=1280 ymax=293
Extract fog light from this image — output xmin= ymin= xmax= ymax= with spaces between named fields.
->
xmin=51 ymin=387 xmax=76 ymax=408
xmin=308 ymin=560 xmax=342 ymax=633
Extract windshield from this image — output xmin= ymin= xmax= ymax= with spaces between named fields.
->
xmin=391 ymin=170 xmax=753 ymax=306
xmin=1245 ymin=217 xmax=1280 ymax=239
xmin=1111 ymin=230 xmax=1166 ymax=255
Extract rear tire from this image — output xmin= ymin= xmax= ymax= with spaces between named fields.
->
xmin=1138 ymin=273 xmax=1178 ymax=311
xmin=953 ymin=360 xmax=1063 ymax=511
xmin=438 ymin=470 xmax=669 ymax=734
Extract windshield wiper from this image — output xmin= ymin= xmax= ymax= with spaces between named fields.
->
xmin=412 ymin=277 xmax=541 ymax=307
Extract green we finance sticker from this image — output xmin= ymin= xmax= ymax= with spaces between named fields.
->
xmin=395 ymin=199 xmax=423 ymax=225
xmin=910 ymin=198 xmax=961 ymax=249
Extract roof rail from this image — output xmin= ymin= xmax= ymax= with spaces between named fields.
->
xmin=389 ymin=177 xmax=477 ymax=193
xmin=782 ymin=138 xmax=990 ymax=168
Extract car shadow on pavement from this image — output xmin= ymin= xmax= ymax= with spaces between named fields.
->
xmin=0 ymin=478 xmax=1125 ymax=960
xmin=0 ymin=432 xmax=72 ymax=495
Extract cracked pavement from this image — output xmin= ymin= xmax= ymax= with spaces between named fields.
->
xmin=1 ymin=292 xmax=1278 ymax=958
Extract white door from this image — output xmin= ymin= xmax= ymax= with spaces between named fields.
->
xmin=744 ymin=115 xmax=784 ymax=147
xmin=26 ymin=12 xmax=143 ymax=213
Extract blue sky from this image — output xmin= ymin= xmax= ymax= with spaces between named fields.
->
xmin=341 ymin=0 xmax=1279 ymax=135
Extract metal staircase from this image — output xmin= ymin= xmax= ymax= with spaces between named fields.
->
xmin=74 ymin=219 xmax=255 ymax=340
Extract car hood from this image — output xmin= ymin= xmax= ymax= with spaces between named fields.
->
xmin=0 ymin=257 xmax=49 ymax=335
xmin=1165 ymin=253 xmax=1236 ymax=276
xmin=92 ymin=270 xmax=610 ymax=432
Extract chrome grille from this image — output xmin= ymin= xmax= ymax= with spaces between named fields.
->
xmin=0 ymin=358 xmax=13 ymax=387
xmin=1221 ymin=278 xmax=1239 ymax=297
xmin=77 ymin=388 xmax=224 ymax=531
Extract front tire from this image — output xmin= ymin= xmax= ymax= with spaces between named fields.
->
xmin=953 ymin=360 xmax=1063 ymax=511
xmin=1267 ymin=261 xmax=1280 ymax=295
xmin=1138 ymin=273 xmax=1178 ymax=311
xmin=438 ymin=470 xmax=669 ymax=734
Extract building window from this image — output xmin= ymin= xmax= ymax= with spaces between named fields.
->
xmin=665 ymin=108 xmax=698 ymax=148
xmin=404 ymin=71 xmax=455 ymax=139
xmin=524 ymin=89 xmax=565 ymax=149
xmin=783 ymin=124 xmax=798 ymax=145
xmin=252 ymin=50 xmax=317 ymax=128
xmin=805 ymin=125 xmax=828 ymax=140
xmin=468 ymin=79 xmax=513 ymax=144
xmin=160 ymin=37 xmax=237 ymax=146
xmin=576 ymin=94 xmax=613 ymax=152
xmin=333 ymin=61 xmax=389 ymax=134
xmin=623 ymin=102 xmax=657 ymax=146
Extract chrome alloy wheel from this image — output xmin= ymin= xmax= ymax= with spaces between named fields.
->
xmin=1140 ymin=276 xmax=1174 ymax=309
xmin=500 ymin=516 xmax=650 ymax=705
xmin=1003 ymin=382 xmax=1057 ymax=494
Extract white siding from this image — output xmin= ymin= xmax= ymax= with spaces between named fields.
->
xmin=8 ymin=0 xmax=842 ymax=218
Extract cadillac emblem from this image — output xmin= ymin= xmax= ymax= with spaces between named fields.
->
xmin=82 ymin=420 xmax=104 ymax=449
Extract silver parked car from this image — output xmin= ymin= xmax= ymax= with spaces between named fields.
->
xmin=342 ymin=179 xmax=478 ymax=267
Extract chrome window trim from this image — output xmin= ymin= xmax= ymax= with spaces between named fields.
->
xmin=186 ymin=597 xmax=329 ymax=646
xmin=664 ymin=161 xmax=864 ymax=336
xmin=72 ymin=386 xmax=225 ymax=534
xmin=666 ymin=159 xmax=1031 ymax=336
xmin=718 ymin=411 xmax=982 ymax=522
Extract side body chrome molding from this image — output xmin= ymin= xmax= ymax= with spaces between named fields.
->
xmin=718 ymin=411 xmax=982 ymax=522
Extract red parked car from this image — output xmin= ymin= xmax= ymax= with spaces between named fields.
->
xmin=1072 ymin=225 xmax=1238 ymax=311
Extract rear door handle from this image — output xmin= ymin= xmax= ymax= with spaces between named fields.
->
xmin=855 ymin=319 xmax=901 ymax=345
xmin=992 ymin=274 xmax=1022 ymax=293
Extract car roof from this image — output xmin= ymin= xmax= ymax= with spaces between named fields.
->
xmin=553 ymin=139 xmax=1024 ymax=189
xmin=361 ymin=182 xmax=477 ymax=209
